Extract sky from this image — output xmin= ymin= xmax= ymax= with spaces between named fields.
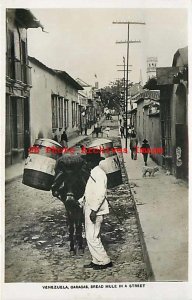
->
xmin=27 ymin=8 xmax=188 ymax=88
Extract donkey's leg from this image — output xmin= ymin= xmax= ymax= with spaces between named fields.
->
xmin=67 ymin=212 xmax=75 ymax=255
xmin=76 ymin=222 xmax=83 ymax=250
xmin=75 ymin=210 xmax=84 ymax=255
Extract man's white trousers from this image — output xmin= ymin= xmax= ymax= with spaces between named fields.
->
xmin=85 ymin=208 xmax=111 ymax=265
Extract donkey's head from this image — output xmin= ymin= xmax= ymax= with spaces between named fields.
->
xmin=52 ymin=154 xmax=90 ymax=210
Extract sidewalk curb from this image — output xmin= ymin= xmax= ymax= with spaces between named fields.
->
xmin=121 ymin=147 xmax=155 ymax=281
xmin=130 ymin=190 xmax=155 ymax=281
xmin=5 ymin=174 xmax=23 ymax=185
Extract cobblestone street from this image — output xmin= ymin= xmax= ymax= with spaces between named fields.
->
xmin=5 ymin=124 xmax=148 ymax=283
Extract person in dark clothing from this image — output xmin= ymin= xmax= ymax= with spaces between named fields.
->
xmin=120 ymin=126 xmax=124 ymax=138
xmin=94 ymin=123 xmax=99 ymax=138
xmin=60 ymin=130 xmax=68 ymax=147
xmin=24 ymin=129 xmax=30 ymax=158
xmin=84 ymin=124 xmax=88 ymax=135
xmin=127 ymin=127 xmax=132 ymax=139
xmin=141 ymin=139 xmax=150 ymax=166
xmin=54 ymin=134 xmax=58 ymax=142
xmin=130 ymin=132 xmax=138 ymax=160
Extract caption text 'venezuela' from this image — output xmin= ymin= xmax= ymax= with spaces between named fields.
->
xmin=42 ymin=283 xmax=145 ymax=289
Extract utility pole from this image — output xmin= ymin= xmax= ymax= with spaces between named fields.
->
xmin=79 ymin=98 xmax=82 ymax=135
xmin=123 ymin=57 xmax=126 ymax=114
xmin=116 ymin=39 xmax=140 ymax=149
xmin=117 ymin=61 xmax=132 ymax=112
xmin=117 ymin=69 xmax=132 ymax=112
xmin=113 ymin=21 xmax=145 ymax=149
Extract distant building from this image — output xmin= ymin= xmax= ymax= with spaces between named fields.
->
xmin=6 ymin=9 xmax=43 ymax=166
xmin=128 ymin=83 xmax=144 ymax=110
xmin=129 ymin=48 xmax=188 ymax=180
xmin=147 ymin=57 xmax=158 ymax=79
xmin=128 ymin=83 xmax=145 ymax=127
xmin=76 ymin=78 xmax=96 ymax=128
xmin=133 ymin=90 xmax=161 ymax=165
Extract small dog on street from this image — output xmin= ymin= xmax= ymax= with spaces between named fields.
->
xmin=142 ymin=166 xmax=159 ymax=177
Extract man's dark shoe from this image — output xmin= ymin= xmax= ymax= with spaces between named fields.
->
xmin=84 ymin=262 xmax=97 ymax=268
xmin=93 ymin=262 xmax=113 ymax=270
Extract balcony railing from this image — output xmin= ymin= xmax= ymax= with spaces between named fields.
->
xmin=6 ymin=56 xmax=32 ymax=86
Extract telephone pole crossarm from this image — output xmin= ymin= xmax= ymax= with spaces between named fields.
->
xmin=116 ymin=64 xmax=132 ymax=67
xmin=113 ymin=21 xmax=145 ymax=25
xmin=116 ymin=40 xmax=141 ymax=44
xmin=117 ymin=70 xmax=132 ymax=72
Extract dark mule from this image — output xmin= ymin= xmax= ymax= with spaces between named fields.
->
xmin=51 ymin=154 xmax=90 ymax=255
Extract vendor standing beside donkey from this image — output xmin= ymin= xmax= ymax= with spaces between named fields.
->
xmin=78 ymin=152 xmax=113 ymax=270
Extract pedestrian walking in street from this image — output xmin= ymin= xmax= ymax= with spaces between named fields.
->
xmin=60 ymin=130 xmax=68 ymax=147
xmin=84 ymin=124 xmax=88 ymax=136
xmin=120 ymin=126 xmax=124 ymax=138
xmin=141 ymin=139 xmax=150 ymax=166
xmin=24 ymin=129 xmax=30 ymax=158
xmin=131 ymin=126 xmax=135 ymax=134
xmin=130 ymin=132 xmax=138 ymax=160
xmin=78 ymin=124 xmax=83 ymax=135
xmin=94 ymin=123 xmax=99 ymax=138
xmin=53 ymin=134 xmax=58 ymax=142
xmin=78 ymin=153 xmax=113 ymax=270
xmin=128 ymin=127 xmax=132 ymax=139
xmin=104 ymin=126 xmax=110 ymax=137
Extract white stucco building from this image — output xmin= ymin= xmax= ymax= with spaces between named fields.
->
xmin=29 ymin=56 xmax=83 ymax=144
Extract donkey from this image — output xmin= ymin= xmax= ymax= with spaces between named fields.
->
xmin=51 ymin=153 xmax=90 ymax=255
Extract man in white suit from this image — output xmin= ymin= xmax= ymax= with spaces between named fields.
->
xmin=79 ymin=152 xmax=112 ymax=270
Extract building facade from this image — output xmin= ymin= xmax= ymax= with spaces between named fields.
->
xmin=130 ymin=47 xmax=188 ymax=179
xmin=157 ymin=46 xmax=188 ymax=179
xmin=29 ymin=57 xmax=83 ymax=144
xmin=6 ymin=9 xmax=43 ymax=166
xmin=130 ymin=90 xmax=161 ymax=164
xmin=76 ymin=78 xmax=96 ymax=130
